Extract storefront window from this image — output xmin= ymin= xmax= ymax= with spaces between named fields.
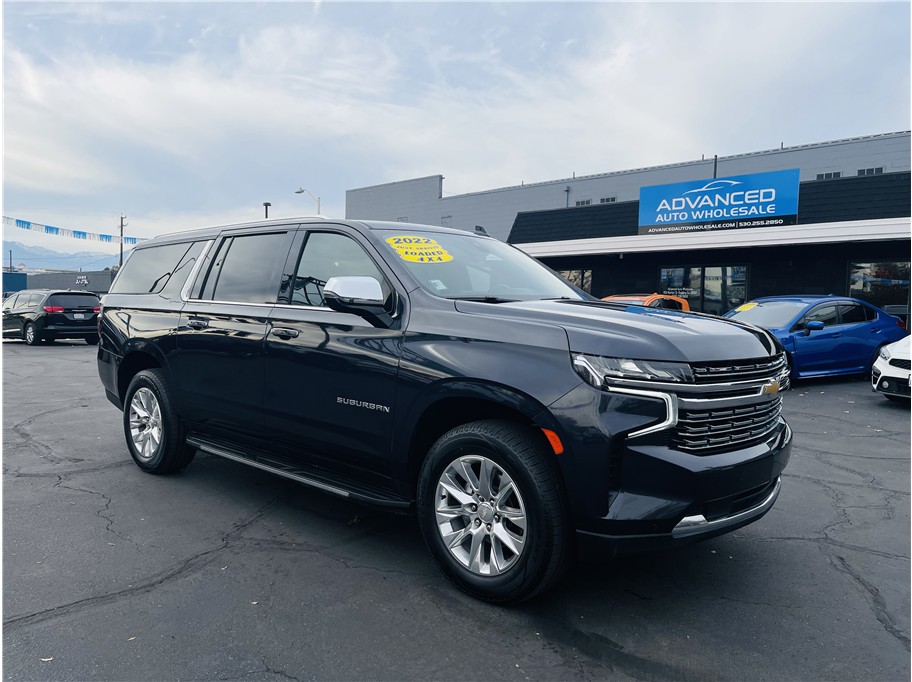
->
xmin=849 ymin=261 xmax=910 ymax=320
xmin=559 ymin=269 xmax=592 ymax=293
xmin=661 ymin=265 xmax=747 ymax=314
xmin=660 ymin=267 xmax=702 ymax=311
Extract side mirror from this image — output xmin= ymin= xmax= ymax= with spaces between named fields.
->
xmin=323 ymin=276 xmax=393 ymax=328
xmin=804 ymin=320 xmax=825 ymax=335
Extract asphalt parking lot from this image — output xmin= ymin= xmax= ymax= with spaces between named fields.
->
xmin=3 ymin=339 xmax=910 ymax=681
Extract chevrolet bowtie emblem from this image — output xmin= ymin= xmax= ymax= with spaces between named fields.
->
xmin=761 ymin=380 xmax=781 ymax=395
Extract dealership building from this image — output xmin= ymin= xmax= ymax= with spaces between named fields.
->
xmin=346 ymin=131 xmax=910 ymax=315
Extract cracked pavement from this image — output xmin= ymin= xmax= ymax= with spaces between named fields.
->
xmin=3 ymin=340 xmax=910 ymax=680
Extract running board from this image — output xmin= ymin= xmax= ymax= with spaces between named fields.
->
xmin=186 ymin=436 xmax=411 ymax=510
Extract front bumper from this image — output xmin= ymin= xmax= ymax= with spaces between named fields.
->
xmin=573 ymin=421 xmax=791 ymax=559
xmin=544 ymin=368 xmax=792 ymax=559
xmin=872 ymin=359 xmax=911 ymax=398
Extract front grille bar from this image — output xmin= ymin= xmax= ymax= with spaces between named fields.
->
xmin=672 ymin=397 xmax=782 ymax=453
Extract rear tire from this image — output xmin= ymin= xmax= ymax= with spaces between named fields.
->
xmin=85 ymin=334 xmax=100 ymax=345
xmin=417 ymin=419 xmax=570 ymax=603
xmin=23 ymin=323 xmax=39 ymax=346
xmin=123 ymin=369 xmax=196 ymax=474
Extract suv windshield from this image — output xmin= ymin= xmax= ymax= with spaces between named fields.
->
xmin=376 ymin=230 xmax=586 ymax=301
xmin=727 ymin=300 xmax=808 ymax=328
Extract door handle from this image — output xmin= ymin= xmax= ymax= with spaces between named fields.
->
xmin=271 ymin=327 xmax=300 ymax=339
xmin=187 ymin=319 xmax=209 ymax=330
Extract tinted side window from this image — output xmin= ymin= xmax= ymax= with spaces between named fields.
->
xmin=803 ymin=304 xmax=839 ymax=328
xmin=290 ymin=232 xmax=390 ymax=307
xmin=47 ymin=293 xmax=100 ymax=308
xmin=209 ymin=233 xmax=288 ymax=304
xmin=159 ymin=241 xmax=206 ymax=299
xmin=4 ymin=294 xmax=21 ymax=309
xmin=110 ymin=243 xmax=193 ymax=294
xmin=28 ymin=294 xmax=44 ymax=307
xmin=838 ymin=303 xmax=869 ymax=324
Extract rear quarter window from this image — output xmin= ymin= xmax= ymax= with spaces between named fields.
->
xmin=110 ymin=242 xmax=195 ymax=295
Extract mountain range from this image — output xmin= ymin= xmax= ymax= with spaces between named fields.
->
xmin=2 ymin=241 xmax=130 ymax=272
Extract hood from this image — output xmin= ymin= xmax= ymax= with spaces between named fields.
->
xmin=454 ymin=299 xmax=777 ymax=362
xmin=886 ymin=334 xmax=912 ymax=359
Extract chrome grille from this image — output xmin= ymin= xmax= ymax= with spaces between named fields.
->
xmin=691 ymin=355 xmax=787 ymax=384
xmin=672 ymin=396 xmax=782 ymax=454
xmin=889 ymin=358 xmax=911 ymax=370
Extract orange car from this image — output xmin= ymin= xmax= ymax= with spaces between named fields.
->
xmin=601 ymin=293 xmax=691 ymax=311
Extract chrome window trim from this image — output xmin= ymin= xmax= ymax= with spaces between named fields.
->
xmin=604 ymin=385 xmax=678 ymax=438
xmin=184 ymin=298 xmax=276 ymax=309
xmin=273 ymin=302 xmax=333 ymax=312
xmin=180 ymin=240 xmax=215 ymax=302
xmin=272 ymin=300 xmax=401 ymax=321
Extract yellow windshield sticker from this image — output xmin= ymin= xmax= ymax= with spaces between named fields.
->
xmin=386 ymin=235 xmax=453 ymax=263
xmin=736 ymin=302 xmax=758 ymax=312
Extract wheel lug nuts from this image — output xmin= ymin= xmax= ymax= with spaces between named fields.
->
xmin=474 ymin=519 xmax=481 ymax=526
xmin=470 ymin=504 xmax=477 ymax=512
xmin=486 ymin=524 xmax=492 ymax=532
xmin=494 ymin=514 xmax=500 ymax=522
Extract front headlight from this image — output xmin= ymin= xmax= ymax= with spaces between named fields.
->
xmin=572 ymin=353 xmax=694 ymax=387
xmin=880 ymin=347 xmax=892 ymax=361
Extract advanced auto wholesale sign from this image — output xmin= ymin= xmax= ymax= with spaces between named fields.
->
xmin=638 ymin=169 xmax=800 ymax=234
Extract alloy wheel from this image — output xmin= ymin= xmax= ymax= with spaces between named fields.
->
xmin=129 ymin=387 xmax=163 ymax=460
xmin=434 ymin=454 xmax=527 ymax=576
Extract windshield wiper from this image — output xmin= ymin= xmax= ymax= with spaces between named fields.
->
xmin=446 ymin=296 xmax=518 ymax=303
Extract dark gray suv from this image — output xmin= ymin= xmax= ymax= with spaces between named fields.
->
xmin=98 ymin=218 xmax=792 ymax=602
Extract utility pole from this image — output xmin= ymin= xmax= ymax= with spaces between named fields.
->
xmin=8 ymin=250 xmax=12 ymax=273
xmin=119 ymin=214 xmax=127 ymax=268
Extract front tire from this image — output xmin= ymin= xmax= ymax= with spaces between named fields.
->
xmin=123 ymin=369 xmax=195 ymax=473
xmin=417 ymin=420 xmax=570 ymax=603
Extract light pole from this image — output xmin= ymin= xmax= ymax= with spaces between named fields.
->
xmin=294 ymin=188 xmax=321 ymax=214
xmin=263 ymin=202 xmax=271 ymax=219
xmin=119 ymin=214 xmax=127 ymax=267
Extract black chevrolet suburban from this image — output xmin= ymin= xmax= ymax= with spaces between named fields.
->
xmin=98 ymin=218 xmax=791 ymax=602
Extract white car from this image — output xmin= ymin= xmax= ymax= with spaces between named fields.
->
xmin=872 ymin=336 xmax=911 ymax=402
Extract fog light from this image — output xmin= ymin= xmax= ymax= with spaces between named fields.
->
xmin=883 ymin=380 xmax=891 ymax=389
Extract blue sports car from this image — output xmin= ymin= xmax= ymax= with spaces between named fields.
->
xmin=724 ymin=295 xmax=908 ymax=379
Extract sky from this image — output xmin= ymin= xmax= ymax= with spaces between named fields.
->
xmin=3 ymin=0 xmax=910 ymax=259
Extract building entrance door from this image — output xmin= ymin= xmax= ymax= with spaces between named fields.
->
xmin=660 ymin=265 xmax=747 ymax=314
